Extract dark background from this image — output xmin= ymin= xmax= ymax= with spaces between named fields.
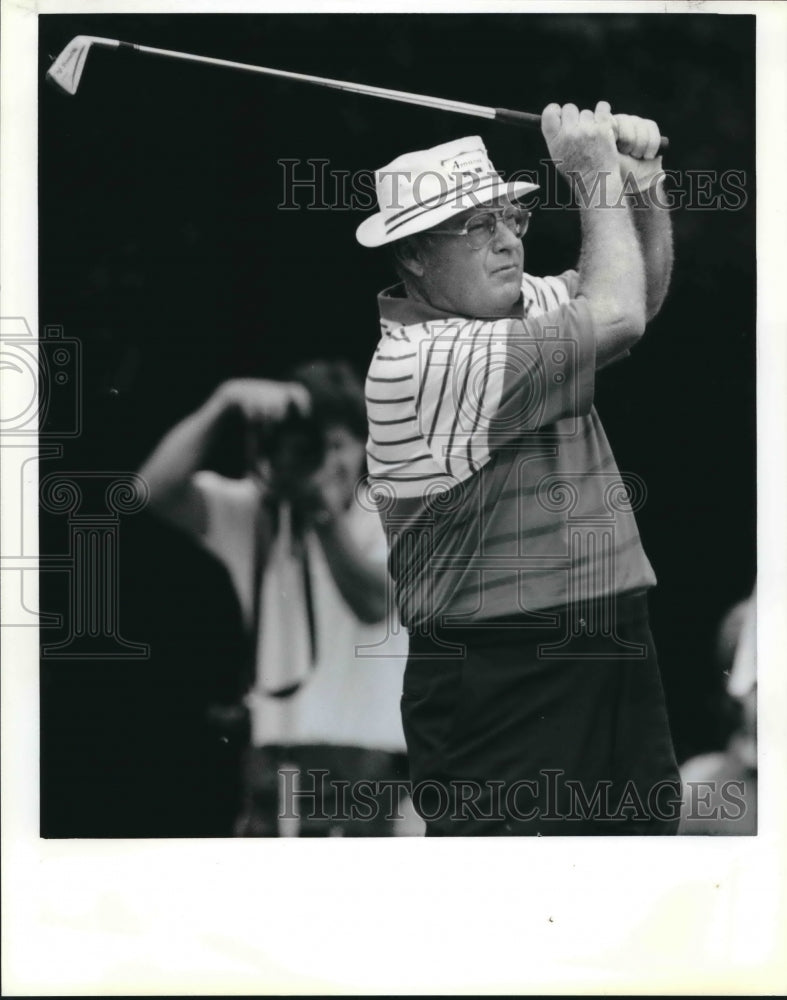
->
xmin=38 ymin=13 xmax=756 ymax=835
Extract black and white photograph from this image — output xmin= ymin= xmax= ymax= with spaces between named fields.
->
xmin=2 ymin=1 xmax=786 ymax=994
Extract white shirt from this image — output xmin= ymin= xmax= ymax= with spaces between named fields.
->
xmin=193 ymin=471 xmax=408 ymax=751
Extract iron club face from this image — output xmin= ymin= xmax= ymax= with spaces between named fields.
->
xmin=46 ymin=35 xmax=121 ymax=95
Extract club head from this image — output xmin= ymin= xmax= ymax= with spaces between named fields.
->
xmin=46 ymin=35 xmax=119 ymax=95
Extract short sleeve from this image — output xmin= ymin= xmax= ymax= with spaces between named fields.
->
xmin=526 ymin=268 xmax=631 ymax=368
xmin=522 ymin=270 xmax=579 ymax=312
xmin=557 ymin=269 xmax=580 ymax=298
xmin=345 ymin=492 xmax=390 ymax=568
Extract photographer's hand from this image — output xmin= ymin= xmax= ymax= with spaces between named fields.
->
xmin=140 ymin=377 xmax=310 ymax=539
xmin=291 ymin=465 xmax=346 ymax=528
xmin=212 ymin=378 xmax=311 ymax=427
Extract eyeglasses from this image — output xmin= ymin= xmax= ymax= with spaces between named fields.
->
xmin=429 ymin=206 xmax=531 ymax=250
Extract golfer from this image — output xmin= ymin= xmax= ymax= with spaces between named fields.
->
xmin=356 ymin=101 xmax=681 ymax=835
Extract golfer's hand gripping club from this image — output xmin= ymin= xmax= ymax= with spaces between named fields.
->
xmin=541 ymin=101 xmax=666 ymax=187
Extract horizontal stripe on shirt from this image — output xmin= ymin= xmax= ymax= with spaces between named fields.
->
xmin=366 ymin=395 xmax=416 ymax=405
xmin=368 ymin=415 xmax=418 ymax=426
xmin=375 ymin=351 xmax=418 ymax=361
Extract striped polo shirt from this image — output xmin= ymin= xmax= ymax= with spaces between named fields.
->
xmin=365 ymin=271 xmax=657 ymax=631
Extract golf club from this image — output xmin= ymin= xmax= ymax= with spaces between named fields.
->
xmin=47 ymin=35 xmax=669 ymax=152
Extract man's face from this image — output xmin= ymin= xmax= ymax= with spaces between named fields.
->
xmin=414 ymin=199 xmax=525 ymax=318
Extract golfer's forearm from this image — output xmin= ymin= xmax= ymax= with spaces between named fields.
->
xmin=139 ymin=396 xmax=224 ymax=508
xmin=314 ymin=519 xmax=388 ymax=624
xmin=577 ymin=177 xmax=646 ymax=367
xmin=627 ymin=182 xmax=673 ymax=320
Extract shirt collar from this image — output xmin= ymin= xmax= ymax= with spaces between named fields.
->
xmin=377 ymin=280 xmax=525 ymax=327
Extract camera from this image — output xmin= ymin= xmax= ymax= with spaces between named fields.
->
xmin=262 ymin=404 xmax=326 ymax=493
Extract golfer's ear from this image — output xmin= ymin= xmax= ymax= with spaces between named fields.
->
xmin=393 ymin=236 xmax=427 ymax=278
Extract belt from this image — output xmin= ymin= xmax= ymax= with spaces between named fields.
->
xmin=408 ymin=588 xmax=651 ymax=653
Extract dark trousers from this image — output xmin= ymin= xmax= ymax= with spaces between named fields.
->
xmin=402 ymin=593 xmax=681 ymax=836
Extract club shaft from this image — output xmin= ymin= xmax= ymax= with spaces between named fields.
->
xmin=131 ymin=41 xmax=500 ymax=121
xmin=132 ymin=42 xmax=668 ymax=150
xmin=50 ymin=36 xmax=669 ymax=150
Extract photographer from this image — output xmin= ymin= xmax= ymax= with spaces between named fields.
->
xmin=139 ymin=361 xmax=409 ymax=836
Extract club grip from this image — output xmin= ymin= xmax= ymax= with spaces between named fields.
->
xmin=495 ymin=107 xmax=670 ymax=153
